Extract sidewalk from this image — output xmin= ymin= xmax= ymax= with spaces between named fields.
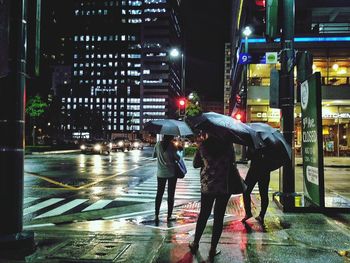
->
xmin=9 ymin=193 xmax=350 ymax=263
xmin=2 ymin=161 xmax=350 ymax=262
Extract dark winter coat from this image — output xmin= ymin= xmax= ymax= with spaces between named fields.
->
xmin=193 ymin=137 xmax=239 ymax=195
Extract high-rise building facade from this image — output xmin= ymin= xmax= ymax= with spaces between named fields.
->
xmin=223 ymin=43 xmax=231 ymax=115
xmin=60 ymin=0 xmax=182 ymax=139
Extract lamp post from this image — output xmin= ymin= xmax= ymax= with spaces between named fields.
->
xmin=170 ymin=48 xmax=185 ymax=95
xmin=240 ymin=26 xmax=252 ymax=162
xmin=242 ymin=26 xmax=252 ymax=117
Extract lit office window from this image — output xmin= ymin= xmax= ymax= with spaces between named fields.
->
xmin=129 ymin=0 xmax=142 ymax=6
xmin=129 ymin=10 xmax=141 ymax=15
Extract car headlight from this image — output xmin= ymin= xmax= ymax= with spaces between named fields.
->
xmin=80 ymin=145 xmax=86 ymax=150
xmin=118 ymin=141 xmax=123 ymax=146
xmin=94 ymin=144 xmax=101 ymax=151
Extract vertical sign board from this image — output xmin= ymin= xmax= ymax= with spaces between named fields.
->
xmin=301 ymin=72 xmax=325 ymax=207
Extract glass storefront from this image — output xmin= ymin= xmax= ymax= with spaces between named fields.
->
xmin=249 ymin=56 xmax=350 ymax=87
xmin=247 ymin=104 xmax=350 ymax=208
xmin=248 ymin=105 xmax=350 ymax=157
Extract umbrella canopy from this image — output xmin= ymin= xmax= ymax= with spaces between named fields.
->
xmin=187 ymin=112 xmax=264 ymax=149
xmin=248 ymin=122 xmax=292 ymax=171
xmin=144 ymin=119 xmax=193 ymax=136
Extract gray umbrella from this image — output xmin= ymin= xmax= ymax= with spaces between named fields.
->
xmin=187 ymin=112 xmax=264 ymax=149
xmin=144 ymin=119 xmax=193 ymax=136
xmin=248 ymin=122 xmax=292 ymax=171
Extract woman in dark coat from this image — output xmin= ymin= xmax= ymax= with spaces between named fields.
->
xmin=189 ymin=132 xmax=238 ymax=259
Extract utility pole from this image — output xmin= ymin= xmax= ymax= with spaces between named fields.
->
xmin=279 ymin=0 xmax=296 ymax=210
xmin=0 ymin=0 xmax=35 ymax=257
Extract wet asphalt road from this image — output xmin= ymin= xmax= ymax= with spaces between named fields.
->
xmin=23 ymin=147 xmax=157 ymax=222
xmin=24 ymin=147 xmax=155 ymax=199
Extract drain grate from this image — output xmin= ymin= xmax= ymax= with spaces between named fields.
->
xmin=47 ymin=239 xmax=130 ymax=262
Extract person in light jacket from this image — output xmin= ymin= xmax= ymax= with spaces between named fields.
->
xmin=153 ymin=134 xmax=180 ymax=222
xmin=189 ymin=132 xmax=238 ymax=259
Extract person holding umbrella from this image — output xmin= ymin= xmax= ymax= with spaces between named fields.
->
xmin=145 ymin=119 xmax=193 ymax=223
xmin=189 ymin=132 xmax=243 ymax=259
xmin=153 ymin=134 xmax=181 ymax=223
xmin=241 ymin=146 xmax=270 ymax=225
xmin=241 ymin=123 xmax=291 ymax=225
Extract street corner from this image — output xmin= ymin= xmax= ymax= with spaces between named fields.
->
xmin=118 ymin=202 xmax=208 ymax=231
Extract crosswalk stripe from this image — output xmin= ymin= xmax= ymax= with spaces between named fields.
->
xmin=23 ymin=197 xmax=39 ymax=205
xmin=114 ymin=197 xmax=155 ymax=203
xmin=82 ymin=199 xmax=113 ymax=212
xmin=23 ymin=198 xmax=64 ymax=216
xmin=34 ymin=199 xmax=88 ymax=219
xmin=126 ymin=189 xmax=201 ymax=195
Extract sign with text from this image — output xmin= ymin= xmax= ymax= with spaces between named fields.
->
xmin=238 ymin=53 xmax=252 ymax=64
xmin=301 ymin=73 xmax=324 ymax=207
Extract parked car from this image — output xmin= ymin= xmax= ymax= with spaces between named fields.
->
xmin=131 ymin=139 xmax=144 ymax=150
xmin=80 ymin=139 xmax=112 ymax=155
xmin=112 ymin=138 xmax=131 ymax=151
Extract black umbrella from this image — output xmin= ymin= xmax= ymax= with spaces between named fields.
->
xmin=144 ymin=119 xmax=193 ymax=136
xmin=187 ymin=112 xmax=264 ymax=149
xmin=248 ymin=122 xmax=292 ymax=171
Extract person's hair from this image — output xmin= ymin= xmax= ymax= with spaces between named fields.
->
xmin=202 ymin=133 xmax=230 ymax=158
xmin=162 ymin=135 xmax=174 ymax=150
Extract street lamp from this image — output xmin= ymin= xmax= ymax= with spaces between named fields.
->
xmin=240 ymin=26 xmax=252 ymax=163
xmin=242 ymin=26 xmax=252 ymax=122
xmin=170 ymin=48 xmax=185 ymax=95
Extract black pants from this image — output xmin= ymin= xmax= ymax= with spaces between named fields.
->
xmin=155 ymin=177 xmax=177 ymax=218
xmin=194 ymin=193 xmax=231 ymax=249
xmin=243 ymin=162 xmax=270 ymax=218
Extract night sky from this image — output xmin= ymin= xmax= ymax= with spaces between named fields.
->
xmin=181 ymin=0 xmax=231 ymax=101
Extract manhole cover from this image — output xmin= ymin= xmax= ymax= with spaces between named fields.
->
xmin=47 ymin=239 xmax=130 ymax=262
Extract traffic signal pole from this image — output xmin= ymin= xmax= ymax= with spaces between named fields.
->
xmin=0 ymin=0 xmax=35 ymax=257
xmin=278 ymin=0 xmax=296 ymax=210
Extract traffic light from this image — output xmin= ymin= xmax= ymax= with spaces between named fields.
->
xmin=246 ymin=0 xmax=266 ymax=36
xmin=178 ymin=98 xmax=186 ymax=116
xmin=266 ymin=0 xmax=279 ymax=40
xmin=232 ymin=110 xmax=246 ymax=123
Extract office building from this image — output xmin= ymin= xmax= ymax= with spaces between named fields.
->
xmin=229 ymin=0 xmax=350 ymax=208
xmin=223 ymin=43 xmax=232 ymax=115
xmin=60 ymin=0 xmax=182 ymax=139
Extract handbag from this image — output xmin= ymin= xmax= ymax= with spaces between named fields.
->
xmin=229 ymin=163 xmax=247 ymax=194
xmin=175 ymin=158 xmax=187 ymax=179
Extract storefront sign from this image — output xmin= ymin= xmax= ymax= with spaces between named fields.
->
xmin=265 ymin=52 xmax=278 ymax=64
xmin=301 ymin=73 xmax=325 ymax=207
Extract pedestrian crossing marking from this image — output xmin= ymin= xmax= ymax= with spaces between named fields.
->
xmin=24 ymin=198 xmax=64 ymax=216
xmin=82 ymin=199 xmax=113 ymax=212
xmin=24 ymin=197 xmax=39 ymax=205
xmin=113 ymin=197 xmax=155 ymax=203
xmin=34 ymin=199 xmax=88 ymax=219
xmin=23 ymin=160 xmax=272 ymax=221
